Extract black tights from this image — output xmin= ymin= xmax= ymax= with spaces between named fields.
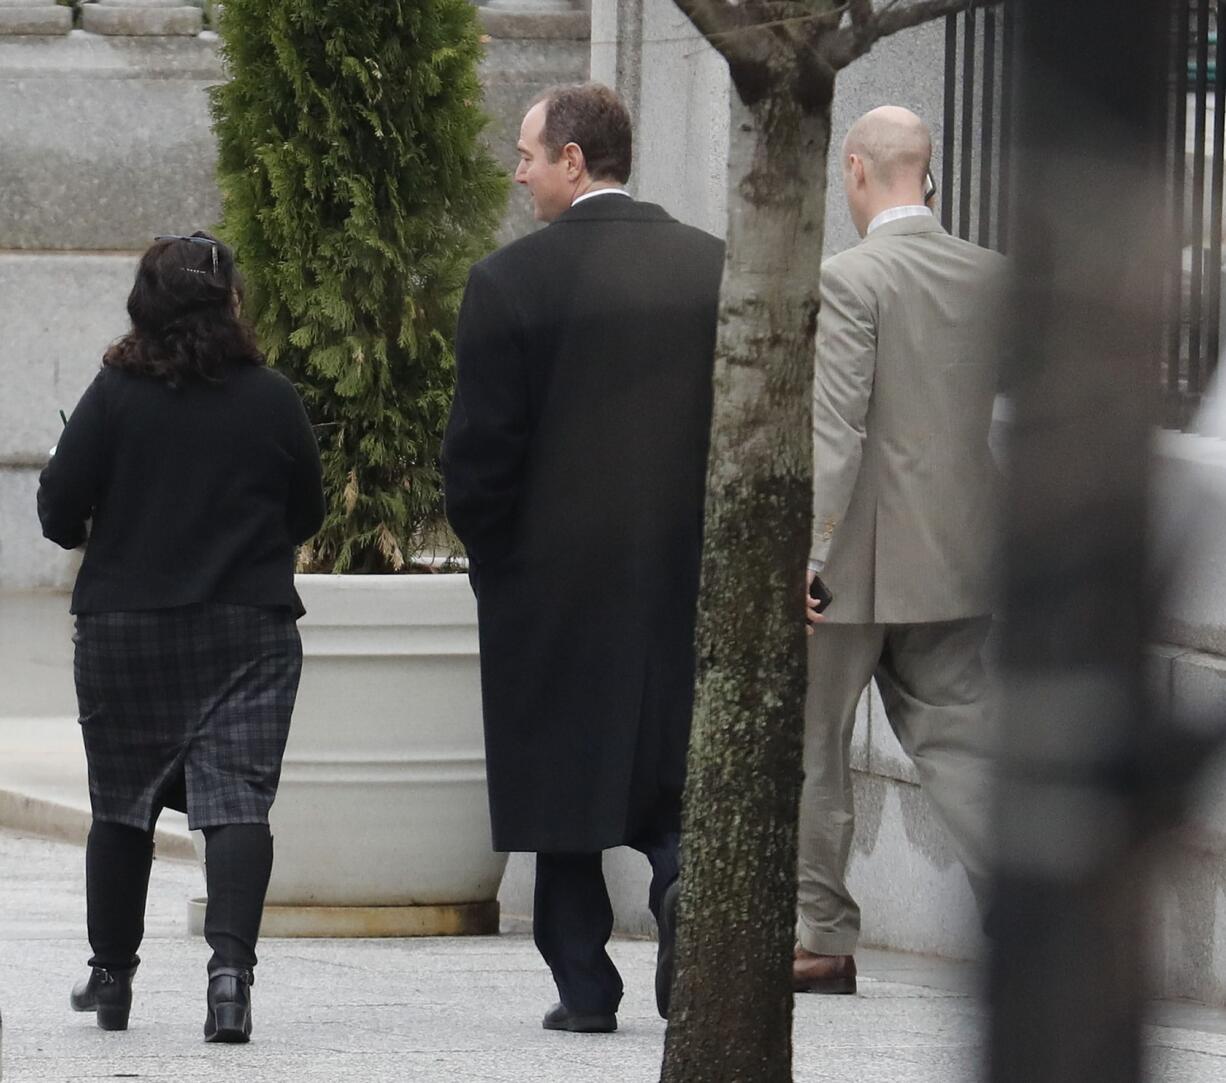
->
xmin=86 ymin=820 xmax=274 ymax=975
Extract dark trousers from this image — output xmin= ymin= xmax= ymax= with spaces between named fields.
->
xmin=86 ymin=819 xmax=274 ymax=975
xmin=533 ymin=828 xmax=679 ymax=1015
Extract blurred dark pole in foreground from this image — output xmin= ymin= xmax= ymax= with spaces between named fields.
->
xmin=989 ymin=3 xmax=1170 ymax=1083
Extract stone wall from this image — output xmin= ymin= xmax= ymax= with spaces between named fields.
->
xmin=0 ymin=32 xmax=223 ymax=590
xmin=478 ymin=9 xmax=592 ymax=244
xmin=1150 ymin=429 xmax=1226 ymax=1005
xmin=0 ymin=10 xmax=588 ymax=592
xmin=591 ymin=0 xmax=947 ymax=254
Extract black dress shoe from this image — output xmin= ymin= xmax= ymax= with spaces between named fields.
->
xmin=655 ymin=878 xmax=680 ymax=1019
xmin=70 ymin=965 xmax=136 ymax=1031
xmin=203 ymin=967 xmax=253 ymax=1043
xmin=542 ymin=1002 xmax=617 ymax=1033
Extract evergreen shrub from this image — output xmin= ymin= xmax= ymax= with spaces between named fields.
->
xmin=212 ymin=0 xmax=508 ymax=571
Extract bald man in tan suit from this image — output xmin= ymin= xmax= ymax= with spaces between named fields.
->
xmin=795 ymin=107 xmax=1007 ymax=994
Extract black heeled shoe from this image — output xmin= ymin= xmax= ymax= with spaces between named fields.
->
xmin=70 ymin=965 xmax=136 ymax=1031
xmin=204 ymin=967 xmax=253 ymax=1043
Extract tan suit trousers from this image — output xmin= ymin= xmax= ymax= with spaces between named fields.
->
xmin=796 ymin=618 xmax=995 ymax=955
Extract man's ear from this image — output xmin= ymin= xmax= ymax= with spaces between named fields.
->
xmin=849 ymin=154 xmax=866 ymax=188
xmin=563 ymin=141 xmax=586 ymax=180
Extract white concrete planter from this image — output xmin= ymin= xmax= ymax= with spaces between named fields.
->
xmin=190 ymin=572 xmax=506 ymax=937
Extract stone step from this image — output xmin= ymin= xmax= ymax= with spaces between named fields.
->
xmin=0 ymin=6 xmax=71 ymax=34
xmin=80 ymin=3 xmax=202 ymax=36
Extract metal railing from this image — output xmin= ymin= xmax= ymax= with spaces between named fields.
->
xmin=940 ymin=3 xmax=1013 ymax=252
xmin=1166 ymin=0 xmax=1224 ymax=427
xmin=943 ymin=1 xmax=1224 ymax=428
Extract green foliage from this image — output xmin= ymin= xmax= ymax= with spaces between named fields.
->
xmin=212 ymin=0 xmax=508 ymax=572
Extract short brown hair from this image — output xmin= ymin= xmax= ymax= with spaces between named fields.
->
xmin=533 ymin=82 xmax=632 ymax=184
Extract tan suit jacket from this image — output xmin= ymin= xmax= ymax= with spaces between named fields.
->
xmin=811 ymin=214 xmax=1007 ymax=624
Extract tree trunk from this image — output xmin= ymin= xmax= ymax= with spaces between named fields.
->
xmin=660 ymin=66 xmax=834 ymax=1083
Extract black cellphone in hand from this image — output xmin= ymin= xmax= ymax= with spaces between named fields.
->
xmin=808 ymin=573 xmax=834 ymax=615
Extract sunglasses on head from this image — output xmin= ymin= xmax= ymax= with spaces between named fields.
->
xmin=155 ymin=234 xmax=219 ymax=275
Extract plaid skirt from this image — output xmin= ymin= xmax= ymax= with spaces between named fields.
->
xmin=74 ymin=603 xmax=302 ymax=832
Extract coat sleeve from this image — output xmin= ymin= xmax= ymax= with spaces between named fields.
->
xmin=37 ymin=371 xmax=110 ymax=551
xmin=811 ymin=261 xmax=878 ymax=565
xmin=283 ymin=383 xmax=326 ymax=546
xmin=441 ymin=262 xmax=530 ymax=566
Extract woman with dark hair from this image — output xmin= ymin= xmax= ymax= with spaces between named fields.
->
xmin=37 ymin=231 xmax=325 ymax=1043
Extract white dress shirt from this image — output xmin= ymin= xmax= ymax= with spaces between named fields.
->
xmin=571 ymin=188 xmax=632 ymax=207
xmin=866 ymin=204 xmax=933 ymax=234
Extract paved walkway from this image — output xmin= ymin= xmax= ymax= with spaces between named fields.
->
xmin=0 ymin=717 xmax=191 ymax=859
xmin=2 ymin=829 xmax=1226 ymax=1083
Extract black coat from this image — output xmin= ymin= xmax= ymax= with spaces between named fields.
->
xmin=442 ymin=196 xmax=724 ymax=853
xmin=38 ymin=365 xmax=324 ymax=615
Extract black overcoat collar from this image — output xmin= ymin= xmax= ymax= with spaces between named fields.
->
xmin=552 ymin=197 xmax=675 ymax=226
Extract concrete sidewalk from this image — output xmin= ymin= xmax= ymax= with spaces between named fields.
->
xmin=0 ymin=717 xmax=192 ymax=860
xmin=1 ymin=829 xmax=1225 ymax=1082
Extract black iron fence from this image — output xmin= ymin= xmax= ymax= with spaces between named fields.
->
xmin=940 ymin=3 xmax=1014 ymax=252
xmin=942 ymin=0 xmax=1224 ymax=428
xmin=1166 ymin=0 xmax=1223 ymax=426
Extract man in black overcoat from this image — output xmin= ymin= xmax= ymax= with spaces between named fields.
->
xmin=441 ymin=83 xmax=723 ymax=1033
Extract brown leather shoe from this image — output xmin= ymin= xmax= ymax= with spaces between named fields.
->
xmin=792 ymin=947 xmax=857 ymax=994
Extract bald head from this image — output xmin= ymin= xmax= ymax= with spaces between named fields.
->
xmin=844 ymin=106 xmax=932 ymax=187
xmin=840 ymin=106 xmax=933 ymax=236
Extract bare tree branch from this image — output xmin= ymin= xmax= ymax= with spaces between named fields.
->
xmin=672 ymin=0 xmax=771 ymax=68
xmin=848 ymin=0 xmax=874 ymax=31
xmin=836 ymin=0 xmax=877 ymax=59
xmin=821 ymin=0 xmax=1005 ymax=70
xmin=674 ymin=0 xmax=848 ymax=103
xmin=873 ymin=0 xmax=999 ymax=37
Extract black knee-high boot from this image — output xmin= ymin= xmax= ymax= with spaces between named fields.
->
xmin=71 ymin=820 xmax=153 ymax=1030
xmin=202 ymin=823 xmax=273 ymax=974
xmin=85 ymin=820 xmax=154 ymax=970
xmin=201 ymin=824 xmax=272 ymax=1043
